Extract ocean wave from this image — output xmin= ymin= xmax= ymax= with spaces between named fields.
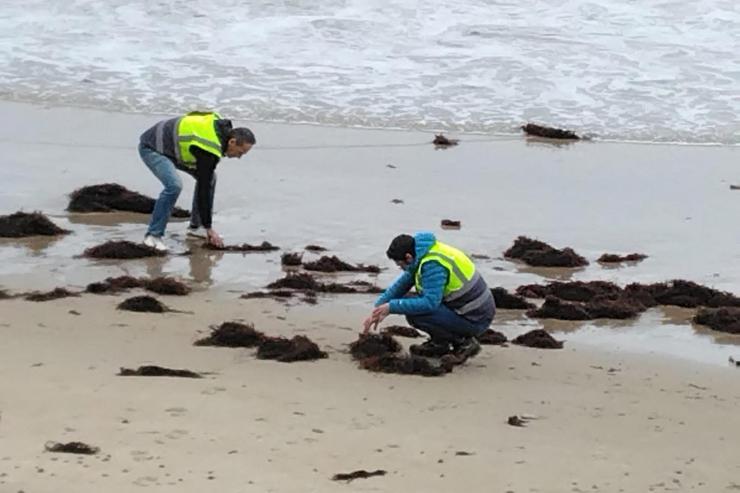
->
xmin=0 ymin=0 xmax=738 ymax=144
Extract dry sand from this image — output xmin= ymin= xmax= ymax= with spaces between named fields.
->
xmin=1 ymin=293 xmax=740 ymax=492
xmin=1 ymin=101 xmax=740 ymax=492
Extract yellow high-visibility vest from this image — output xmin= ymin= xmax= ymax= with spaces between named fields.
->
xmin=414 ymin=241 xmax=477 ymax=297
xmin=176 ymin=111 xmax=223 ymax=167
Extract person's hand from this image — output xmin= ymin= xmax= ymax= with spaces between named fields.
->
xmin=206 ymin=229 xmax=224 ymax=248
xmin=362 ymin=304 xmax=390 ymax=333
xmin=362 ymin=314 xmax=378 ymax=334
xmin=371 ymin=304 xmax=390 ymax=323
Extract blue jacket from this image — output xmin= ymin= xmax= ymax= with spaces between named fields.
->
xmin=374 ymin=232 xmax=449 ymax=315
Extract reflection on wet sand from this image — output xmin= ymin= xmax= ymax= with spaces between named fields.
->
xmin=493 ymin=303 xmax=740 ymax=363
xmin=184 ymin=246 xmax=224 ymax=287
xmin=1 ymin=102 xmax=739 ymax=367
xmin=0 ymin=235 xmax=66 ymax=256
xmin=523 ymin=136 xmax=580 ymax=149
xmin=66 ymin=212 xmax=159 ymax=227
xmin=512 ymin=263 xmax=587 ymax=282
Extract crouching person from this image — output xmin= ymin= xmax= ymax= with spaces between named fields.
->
xmin=363 ymin=232 xmax=495 ymax=360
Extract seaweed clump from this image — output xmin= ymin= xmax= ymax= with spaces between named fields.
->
xmin=267 ymin=273 xmax=381 ymax=295
xmin=598 ymin=253 xmax=648 ymax=263
xmin=516 ymin=281 xmax=622 ymax=302
xmin=585 ymin=294 xmax=647 ymax=319
xmin=68 ymin=183 xmax=190 ymax=217
xmin=624 ymin=280 xmax=740 ymax=309
xmin=194 ymin=322 xmax=266 ymax=347
xmin=143 ymin=277 xmax=191 ymax=295
xmin=83 ymin=240 xmax=165 ymax=259
xmin=332 ymin=470 xmax=387 ymax=482
xmin=0 ymin=211 xmax=70 ymax=237
xmin=527 ymin=295 xmax=646 ymax=321
xmin=303 ymin=255 xmax=380 ymax=273
xmin=360 ymin=354 xmax=449 ymax=377
xmin=86 ymin=275 xmax=143 ymax=294
xmin=24 ymin=287 xmax=80 ymax=302
xmin=118 ymin=365 xmax=201 ymax=378
xmin=85 ymin=276 xmax=189 ymax=295
xmin=381 ymin=325 xmax=421 ymax=338
xmin=477 ymin=329 xmax=507 ymax=345
xmin=693 ymin=308 xmax=740 ymax=334
xmin=349 ymin=333 xmax=402 ymax=359
xmin=440 ymin=219 xmax=461 ymax=229
xmin=350 ymin=333 xmax=450 ymax=377
xmin=267 ymin=273 xmax=321 ymax=291
xmin=521 ymin=123 xmax=579 ymax=140
xmin=527 ymin=296 xmax=591 ymax=320
xmin=281 ymin=252 xmax=303 ymax=266
xmin=512 ymin=329 xmax=563 ymax=349
xmin=45 ymin=441 xmax=99 ymax=455
xmin=240 ymin=290 xmax=296 ymax=301
xmin=504 ymin=236 xmax=588 ymax=268
xmin=491 ymin=287 xmax=535 ymax=309
xmin=117 ymin=295 xmax=168 ymax=313
xmin=517 ymin=279 xmax=740 ymax=320
xmin=204 ymin=241 xmax=279 ymax=252
xmin=256 ymin=335 xmax=328 ymax=362
xmin=433 ymin=134 xmax=459 ymax=147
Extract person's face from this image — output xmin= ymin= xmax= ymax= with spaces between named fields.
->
xmin=394 ymin=253 xmax=414 ymax=271
xmin=225 ymin=139 xmax=253 ymax=158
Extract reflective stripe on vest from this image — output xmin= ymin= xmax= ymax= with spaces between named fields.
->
xmin=154 ymin=120 xmax=165 ymax=153
xmin=457 ymin=286 xmax=493 ymax=315
xmin=176 ymin=112 xmax=222 ymax=167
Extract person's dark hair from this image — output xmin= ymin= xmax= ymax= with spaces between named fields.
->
xmin=386 ymin=234 xmax=415 ymax=261
xmin=228 ymin=127 xmax=256 ymax=145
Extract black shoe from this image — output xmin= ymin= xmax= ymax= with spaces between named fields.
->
xmin=451 ymin=337 xmax=481 ymax=361
xmin=409 ymin=339 xmax=452 ymax=358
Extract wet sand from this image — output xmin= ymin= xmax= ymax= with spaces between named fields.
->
xmin=1 ymin=102 xmax=739 ymax=359
xmin=1 ymin=101 xmax=740 ymax=491
xmin=2 ymin=102 xmax=739 ymax=293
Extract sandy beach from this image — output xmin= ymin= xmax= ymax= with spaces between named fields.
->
xmin=2 ymin=101 xmax=740 ymax=492
xmin=2 ymin=293 xmax=740 ymax=492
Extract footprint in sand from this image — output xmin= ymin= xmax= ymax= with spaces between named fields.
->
xmin=166 ymin=429 xmax=189 ymax=440
xmin=133 ymin=475 xmax=158 ymax=486
xmin=201 ymin=387 xmax=227 ymax=396
xmin=131 ymin=450 xmax=154 ymax=462
xmin=165 ymin=407 xmax=187 ymax=417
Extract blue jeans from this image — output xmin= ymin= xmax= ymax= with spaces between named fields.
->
xmin=139 ymin=144 xmax=215 ymax=236
xmin=406 ymin=304 xmax=493 ymax=344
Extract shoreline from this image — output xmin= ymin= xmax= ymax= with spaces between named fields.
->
xmin=2 ymin=98 xmax=739 ymax=149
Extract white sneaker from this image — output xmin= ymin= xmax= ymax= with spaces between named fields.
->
xmin=143 ymin=235 xmax=169 ymax=252
xmin=186 ymin=227 xmax=207 ymax=239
